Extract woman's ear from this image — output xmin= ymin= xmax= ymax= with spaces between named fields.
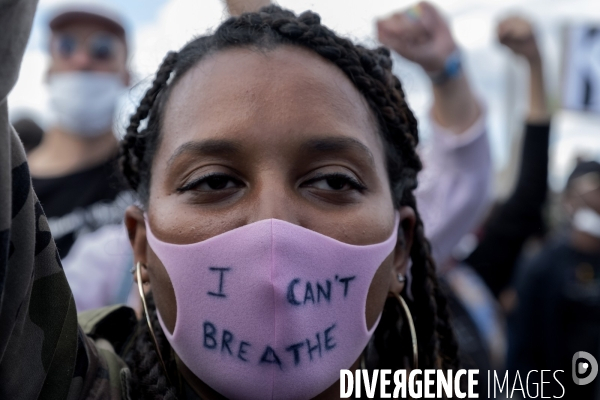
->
xmin=125 ymin=205 xmax=149 ymax=284
xmin=388 ymin=206 xmax=416 ymax=295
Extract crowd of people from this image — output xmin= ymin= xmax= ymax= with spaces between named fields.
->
xmin=1 ymin=0 xmax=599 ymax=399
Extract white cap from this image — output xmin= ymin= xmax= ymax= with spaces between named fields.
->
xmin=48 ymin=3 xmax=128 ymax=39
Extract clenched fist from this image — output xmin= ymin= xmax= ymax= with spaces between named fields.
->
xmin=377 ymin=2 xmax=457 ymax=72
xmin=497 ymin=16 xmax=540 ymax=62
xmin=224 ymin=0 xmax=270 ymax=16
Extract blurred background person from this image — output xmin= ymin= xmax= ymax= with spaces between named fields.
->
xmin=27 ymin=4 xmax=132 ymax=259
xmin=25 ymin=4 xmax=137 ymax=311
xmin=378 ymin=7 xmax=496 ymax=394
xmin=377 ymin=1 xmax=491 ymax=269
xmin=509 ymin=160 xmax=600 ymax=399
xmin=437 ymin=16 xmax=552 ymax=383
xmin=464 ymin=16 xmax=551 ymax=299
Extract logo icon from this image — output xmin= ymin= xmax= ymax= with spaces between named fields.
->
xmin=573 ymin=351 xmax=599 ymax=385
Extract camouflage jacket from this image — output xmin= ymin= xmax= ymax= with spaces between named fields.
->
xmin=0 ymin=0 xmax=133 ymax=398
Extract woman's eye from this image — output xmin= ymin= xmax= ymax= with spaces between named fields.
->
xmin=303 ymin=173 xmax=366 ymax=192
xmin=202 ymin=175 xmax=235 ymax=190
xmin=312 ymin=176 xmax=350 ymax=190
xmin=178 ymin=173 xmax=242 ymax=192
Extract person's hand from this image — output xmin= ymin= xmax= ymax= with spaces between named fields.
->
xmin=499 ymin=17 xmax=548 ymax=122
xmin=224 ymin=0 xmax=270 ymax=16
xmin=377 ymin=2 xmax=456 ymax=72
xmin=497 ymin=16 xmax=540 ymax=62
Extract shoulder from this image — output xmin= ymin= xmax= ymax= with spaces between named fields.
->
xmin=78 ymin=305 xmax=138 ymax=400
xmin=527 ymin=240 xmax=568 ymax=268
xmin=79 ymin=304 xmax=138 ymax=349
xmin=519 ymin=241 xmax=569 ymax=287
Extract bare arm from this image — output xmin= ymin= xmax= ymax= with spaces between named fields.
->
xmin=223 ymin=0 xmax=270 ymax=16
xmin=498 ymin=16 xmax=549 ymax=123
xmin=527 ymin=59 xmax=548 ymax=123
xmin=466 ymin=16 xmax=551 ymax=297
xmin=377 ymin=1 xmax=481 ymax=134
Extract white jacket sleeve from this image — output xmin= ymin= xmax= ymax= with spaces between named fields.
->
xmin=415 ymin=108 xmax=491 ymax=266
xmin=62 ymin=224 xmax=136 ymax=311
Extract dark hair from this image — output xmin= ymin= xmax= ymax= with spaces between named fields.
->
xmin=566 ymin=160 xmax=600 ymax=192
xmin=119 ymin=5 xmax=458 ymax=398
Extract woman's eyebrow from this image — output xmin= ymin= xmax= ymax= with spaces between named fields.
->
xmin=301 ymin=137 xmax=375 ymax=166
xmin=167 ymin=139 xmax=242 ymax=167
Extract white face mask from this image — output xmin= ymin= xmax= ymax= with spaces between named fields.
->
xmin=48 ymin=72 xmax=125 ymax=138
xmin=573 ymin=207 xmax=600 ymax=239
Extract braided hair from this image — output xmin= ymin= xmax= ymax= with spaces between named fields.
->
xmin=119 ymin=5 xmax=459 ymax=398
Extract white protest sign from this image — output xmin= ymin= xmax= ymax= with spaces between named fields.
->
xmin=562 ymin=24 xmax=600 ymax=113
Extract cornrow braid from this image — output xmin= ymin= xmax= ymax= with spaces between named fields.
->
xmin=119 ymin=51 xmax=178 ymax=195
xmin=121 ymin=295 xmax=178 ymax=399
xmin=119 ymin=5 xmax=459 ymax=397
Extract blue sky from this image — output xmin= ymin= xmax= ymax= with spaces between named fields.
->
xmin=8 ymin=0 xmax=600 ymax=193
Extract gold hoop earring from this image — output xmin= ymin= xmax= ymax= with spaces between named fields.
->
xmin=360 ymin=293 xmax=419 ymax=370
xmin=136 ymin=262 xmax=171 ymax=383
xmin=394 ymin=292 xmax=418 ymax=370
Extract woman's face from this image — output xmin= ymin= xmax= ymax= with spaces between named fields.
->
xmin=126 ymin=45 xmax=414 ymax=397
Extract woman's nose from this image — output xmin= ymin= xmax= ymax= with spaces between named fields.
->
xmin=249 ymin=175 xmax=299 ymax=225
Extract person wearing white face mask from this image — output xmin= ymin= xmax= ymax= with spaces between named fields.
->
xmin=24 ymin=5 xmax=138 ymax=313
xmin=509 ymin=161 xmax=600 ymax=399
xmin=566 ymin=164 xmax=600 ymax=246
xmin=27 ymin=5 xmax=132 ymax=259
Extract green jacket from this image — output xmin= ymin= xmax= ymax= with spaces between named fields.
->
xmin=0 ymin=1 xmax=133 ymax=398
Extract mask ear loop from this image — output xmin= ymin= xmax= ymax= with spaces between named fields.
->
xmin=136 ymin=261 xmax=172 ymax=385
xmin=360 ymin=291 xmax=418 ymax=371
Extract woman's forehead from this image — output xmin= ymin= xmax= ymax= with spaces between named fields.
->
xmin=160 ymin=45 xmax=380 ymax=152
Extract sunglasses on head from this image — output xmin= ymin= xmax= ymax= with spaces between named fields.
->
xmin=51 ymin=32 xmax=121 ymax=62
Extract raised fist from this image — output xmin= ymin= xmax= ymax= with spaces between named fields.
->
xmin=497 ymin=16 xmax=540 ymax=61
xmin=377 ymin=2 xmax=457 ymax=72
xmin=224 ymin=0 xmax=270 ymax=16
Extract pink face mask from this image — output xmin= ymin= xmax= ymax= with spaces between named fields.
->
xmin=145 ymin=214 xmax=400 ymax=400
